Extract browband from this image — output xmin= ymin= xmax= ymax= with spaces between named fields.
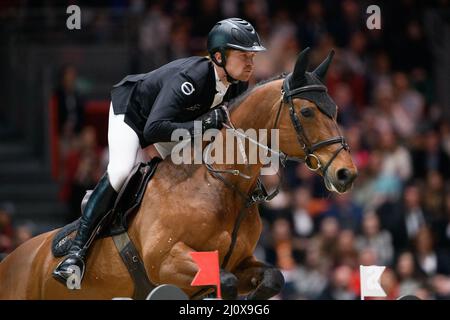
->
xmin=284 ymin=84 xmax=327 ymax=100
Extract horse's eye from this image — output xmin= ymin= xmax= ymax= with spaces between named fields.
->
xmin=301 ymin=108 xmax=314 ymax=118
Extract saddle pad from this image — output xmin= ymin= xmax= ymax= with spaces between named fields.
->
xmin=101 ymin=157 xmax=161 ymax=237
xmin=51 ymin=158 xmax=161 ymax=258
xmin=52 ymin=218 xmax=80 ymax=257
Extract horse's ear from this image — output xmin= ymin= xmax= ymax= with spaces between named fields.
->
xmin=290 ymin=47 xmax=310 ymax=87
xmin=313 ymin=49 xmax=335 ymax=82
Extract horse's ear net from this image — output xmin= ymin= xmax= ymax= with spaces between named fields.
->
xmin=313 ymin=50 xmax=335 ymax=81
xmin=291 ymin=47 xmax=310 ymax=85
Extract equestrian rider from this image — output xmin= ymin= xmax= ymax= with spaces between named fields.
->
xmin=53 ymin=18 xmax=266 ymax=286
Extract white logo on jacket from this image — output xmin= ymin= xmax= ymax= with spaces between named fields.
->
xmin=181 ymin=82 xmax=195 ymax=95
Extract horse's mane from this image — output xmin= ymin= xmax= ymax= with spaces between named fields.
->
xmin=227 ymin=73 xmax=287 ymax=112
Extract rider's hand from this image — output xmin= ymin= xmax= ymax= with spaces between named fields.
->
xmin=198 ymin=107 xmax=227 ymax=131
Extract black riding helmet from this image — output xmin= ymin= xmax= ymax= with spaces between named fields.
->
xmin=207 ymin=18 xmax=266 ymax=83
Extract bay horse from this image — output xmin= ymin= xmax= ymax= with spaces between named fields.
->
xmin=0 ymin=48 xmax=357 ymax=299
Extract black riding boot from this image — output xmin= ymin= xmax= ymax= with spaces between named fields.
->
xmin=53 ymin=173 xmax=117 ymax=286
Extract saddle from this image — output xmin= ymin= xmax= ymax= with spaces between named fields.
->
xmin=52 ymin=157 xmax=161 ymax=258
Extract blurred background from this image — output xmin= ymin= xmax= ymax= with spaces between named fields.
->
xmin=0 ymin=0 xmax=450 ymax=300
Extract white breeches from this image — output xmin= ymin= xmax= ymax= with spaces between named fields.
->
xmin=107 ymin=103 xmax=150 ymax=192
xmin=107 ymin=103 xmax=182 ymax=192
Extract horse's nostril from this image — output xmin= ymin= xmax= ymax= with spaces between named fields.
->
xmin=336 ymin=168 xmax=351 ymax=184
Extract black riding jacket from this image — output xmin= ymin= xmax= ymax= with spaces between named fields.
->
xmin=110 ymin=56 xmax=248 ymax=148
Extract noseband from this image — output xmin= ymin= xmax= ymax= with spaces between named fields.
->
xmin=281 ymin=79 xmax=349 ymax=176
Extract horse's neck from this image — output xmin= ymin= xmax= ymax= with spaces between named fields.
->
xmin=129 ymin=80 xmax=283 ymax=254
xmin=230 ymin=80 xmax=282 ymax=131
xmin=214 ymin=79 xmax=283 ymax=194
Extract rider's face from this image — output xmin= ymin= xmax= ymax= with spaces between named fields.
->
xmin=223 ymin=50 xmax=256 ymax=82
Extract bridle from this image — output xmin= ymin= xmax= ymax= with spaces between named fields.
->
xmin=281 ymin=77 xmax=349 ymax=175
xmin=204 ymin=77 xmax=351 ymax=207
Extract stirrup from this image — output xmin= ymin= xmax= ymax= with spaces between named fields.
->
xmin=52 ymin=254 xmax=86 ymax=289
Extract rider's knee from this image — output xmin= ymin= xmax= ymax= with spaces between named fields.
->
xmin=107 ymin=164 xmax=133 ymax=192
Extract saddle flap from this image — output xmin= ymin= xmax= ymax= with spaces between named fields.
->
xmin=102 ymin=157 xmax=161 ymax=236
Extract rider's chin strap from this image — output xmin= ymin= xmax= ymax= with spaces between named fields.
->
xmin=211 ymin=49 xmax=240 ymax=84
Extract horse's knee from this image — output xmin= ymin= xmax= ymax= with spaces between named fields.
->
xmin=220 ymin=270 xmax=238 ymax=300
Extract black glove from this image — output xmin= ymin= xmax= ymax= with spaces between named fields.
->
xmin=198 ymin=107 xmax=227 ymax=131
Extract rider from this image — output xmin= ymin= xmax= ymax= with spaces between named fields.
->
xmin=53 ymin=18 xmax=266 ymax=286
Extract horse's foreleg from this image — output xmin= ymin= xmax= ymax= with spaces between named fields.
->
xmin=158 ymin=241 xmax=199 ymax=289
xmin=233 ymin=256 xmax=285 ymax=300
xmin=158 ymin=242 xmax=239 ymax=299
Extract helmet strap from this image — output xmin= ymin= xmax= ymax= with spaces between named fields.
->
xmin=211 ymin=48 xmax=240 ymax=85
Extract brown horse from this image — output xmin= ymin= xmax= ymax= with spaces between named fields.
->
xmin=0 ymin=48 xmax=357 ymax=299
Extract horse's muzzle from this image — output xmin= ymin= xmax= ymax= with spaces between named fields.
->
xmin=326 ymin=167 xmax=358 ymax=193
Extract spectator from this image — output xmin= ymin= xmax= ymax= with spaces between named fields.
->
xmin=296 ymin=0 xmax=328 ymax=48
xmin=317 ymin=265 xmax=357 ymax=300
xmin=372 ymin=82 xmax=415 ymax=140
xmin=367 ymin=51 xmax=392 ymax=96
xmin=13 ymin=224 xmax=34 ymax=249
xmin=353 ymin=151 xmax=387 ymax=210
xmin=265 ymin=218 xmax=303 ymax=299
xmin=265 ymin=218 xmax=302 ymax=271
xmin=284 ymin=162 xmax=329 ymax=198
xmin=392 ymin=71 xmax=424 ymax=126
xmin=291 ymin=186 xmax=315 ymax=238
xmin=344 ymin=125 xmax=370 ymax=172
xmin=333 ymin=82 xmax=360 ymax=127
xmin=320 ymin=192 xmax=363 ymax=233
xmin=309 ymin=216 xmax=340 ymax=272
xmin=438 ymin=120 xmax=450 ymax=157
xmin=356 ymin=211 xmax=394 ymax=266
xmin=377 ymin=183 xmax=427 ymax=252
xmin=431 ymin=275 xmax=450 ymax=300
xmin=411 ymin=129 xmax=450 ymax=179
xmin=423 ymin=170 xmax=446 ymax=221
xmin=432 ymin=189 xmax=450 ymax=250
xmin=377 ymin=127 xmax=412 ymax=183
xmin=292 ymin=242 xmax=328 ymax=299
xmin=0 ymin=208 xmax=14 ymax=259
xmin=61 ymin=126 xmax=103 ymax=221
xmin=351 ymin=247 xmax=379 ymax=298
xmin=54 ymin=64 xmax=85 ymax=149
xmin=334 ymin=229 xmax=358 ymax=268
xmin=395 ymin=251 xmax=425 ymax=297
xmin=138 ymin=4 xmax=172 ymax=71
xmin=379 ymin=268 xmax=400 ymax=300
xmin=413 ymin=226 xmax=450 ymax=277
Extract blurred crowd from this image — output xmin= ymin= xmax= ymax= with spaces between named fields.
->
xmin=1 ymin=0 xmax=450 ymax=299
xmin=0 ymin=205 xmax=35 ymax=262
